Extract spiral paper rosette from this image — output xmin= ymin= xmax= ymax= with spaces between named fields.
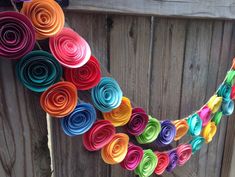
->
xmin=103 ymin=97 xmax=132 ymax=127
xmin=64 ymin=55 xmax=101 ymax=90
xmin=221 ymin=98 xmax=234 ymax=116
xmin=125 ymin=107 xmax=149 ymax=136
xmin=201 ymin=122 xmax=217 ymax=143
xmin=176 ymin=144 xmax=192 ymax=166
xmin=16 ymin=51 xmax=62 ymax=92
xmin=166 ymin=150 xmax=178 ymax=172
xmin=21 ymin=0 xmax=64 ymax=40
xmin=173 ymin=119 xmax=189 ymax=141
xmin=187 ymin=113 xmax=203 ymax=136
xmin=232 ymin=58 xmax=235 ymax=70
xmin=217 ymin=83 xmax=231 ymax=99
xmin=101 ymin=133 xmax=129 ymax=164
xmin=189 ymin=136 xmax=205 ymax=154
xmin=154 ymin=152 xmax=169 ymax=175
xmin=207 ymin=95 xmax=222 ymax=113
xmin=91 ymin=77 xmax=123 ymax=112
xmin=225 ymin=70 xmax=235 ymax=85
xmin=134 ymin=149 xmax=158 ymax=177
xmin=40 ymin=81 xmax=77 ymax=117
xmin=231 ymin=85 xmax=235 ymax=100
xmin=61 ymin=103 xmax=96 ymax=136
xmin=155 ymin=120 xmax=176 ymax=147
xmin=211 ymin=111 xmax=223 ymax=125
xmin=50 ymin=27 xmax=91 ymax=68
xmin=83 ymin=120 xmax=116 ymax=151
xmin=120 ymin=143 xmax=144 ymax=171
xmin=198 ymin=106 xmax=212 ymax=127
xmin=0 ymin=11 xmax=35 ymax=59
xmin=136 ymin=116 xmax=161 ymax=144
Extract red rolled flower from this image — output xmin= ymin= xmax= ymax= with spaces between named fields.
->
xmin=154 ymin=152 xmax=169 ymax=175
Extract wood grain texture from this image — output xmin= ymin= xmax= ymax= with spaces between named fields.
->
xmin=67 ymin=0 xmax=235 ymax=19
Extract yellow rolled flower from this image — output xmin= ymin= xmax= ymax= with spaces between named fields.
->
xmin=102 ymin=97 xmax=132 ymax=127
xmin=207 ymin=95 xmax=223 ymax=113
xmin=173 ymin=119 xmax=189 ymax=141
xmin=101 ymin=133 xmax=129 ymax=164
xmin=201 ymin=122 xmax=217 ymax=143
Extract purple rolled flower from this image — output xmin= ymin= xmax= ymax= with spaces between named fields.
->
xmin=156 ymin=120 xmax=176 ymax=147
xmin=14 ymin=0 xmax=31 ymax=2
xmin=166 ymin=150 xmax=178 ymax=172
xmin=125 ymin=107 xmax=149 ymax=136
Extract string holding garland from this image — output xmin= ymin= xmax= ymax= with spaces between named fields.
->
xmin=1 ymin=0 xmax=235 ymax=176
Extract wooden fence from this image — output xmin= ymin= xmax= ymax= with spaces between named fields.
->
xmin=1 ymin=1 xmax=235 ymax=177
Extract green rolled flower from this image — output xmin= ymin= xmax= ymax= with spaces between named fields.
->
xmin=136 ymin=116 xmax=161 ymax=144
xmin=211 ymin=111 xmax=223 ymax=125
xmin=225 ymin=70 xmax=235 ymax=85
xmin=189 ymin=136 xmax=205 ymax=154
xmin=134 ymin=149 xmax=158 ymax=177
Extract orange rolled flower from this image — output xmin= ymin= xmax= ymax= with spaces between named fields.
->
xmin=232 ymin=58 xmax=235 ymax=70
xmin=21 ymin=0 xmax=64 ymax=40
xmin=102 ymin=97 xmax=132 ymax=127
xmin=40 ymin=81 xmax=77 ymax=118
xmin=173 ymin=119 xmax=189 ymax=141
xmin=101 ymin=133 xmax=129 ymax=164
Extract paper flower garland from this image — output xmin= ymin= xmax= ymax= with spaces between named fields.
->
xmin=60 ymin=103 xmax=96 ymax=136
xmin=21 ymin=0 xmax=64 ymax=40
xmin=154 ymin=152 xmax=169 ymax=175
xmin=50 ymin=27 xmax=91 ymax=68
xmin=64 ymin=55 xmax=101 ymax=90
xmin=83 ymin=120 xmax=116 ymax=151
xmin=16 ymin=50 xmax=62 ymax=92
xmin=40 ymin=81 xmax=77 ymax=117
xmin=0 ymin=11 xmax=35 ymax=59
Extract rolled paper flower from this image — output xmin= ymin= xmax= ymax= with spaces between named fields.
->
xmin=231 ymin=85 xmax=235 ymax=100
xmin=207 ymin=95 xmax=223 ymax=113
xmin=64 ymin=55 xmax=101 ymax=90
xmin=173 ymin=119 xmax=189 ymax=141
xmin=134 ymin=149 xmax=158 ymax=177
xmin=211 ymin=111 xmax=223 ymax=125
xmin=201 ymin=122 xmax=217 ymax=143
xmin=225 ymin=70 xmax=235 ymax=85
xmin=61 ymin=103 xmax=96 ymax=136
xmin=154 ymin=152 xmax=169 ymax=175
xmin=166 ymin=150 xmax=178 ymax=172
xmin=101 ymin=133 xmax=129 ymax=164
xmin=198 ymin=106 xmax=212 ymax=127
xmin=176 ymin=144 xmax=192 ymax=166
xmin=136 ymin=116 xmax=161 ymax=144
xmin=187 ymin=113 xmax=202 ymax=136
xmin=16 ymin=51 xmax=62 ymax=92
xmin=15 ymin=0 xmax=31 ymax=2
xmin=221 ymin=98 xmax=234 ymax=116
xmin=102 ymin=97 xmax=132 ymax=127
xmin=83 ymin=120 xmax=115 ymax=151
xmin=125 ymin=107 xmax=149 ymax=136
xmin=50 ymin=27 xmax=91 ymax=68
xmin=232 ymin=58 xmax=235 ymax=70
xmin=155 ymin=120 xmax=176 ymax=147
xmin=40 ymin=81 xmax=77 ymax=117
xmin=189 ymin=136 xmax=205 ymax=154
xmin=91 ymin=77 xmax=123 ymax=112
xmin=21 ymin=0 xmax=64 ymax=40
xmin=0 ymin=11 xmax=35 ymax=59
xmin=216 ymin=83 xmax=231 ymax=99
xmin=120 ymin=143 xmax=144 ymax=171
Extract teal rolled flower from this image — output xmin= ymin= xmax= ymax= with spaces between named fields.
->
xmin=225 ymin=70 xmax=235 ymax=85
xmin=91 ymin=77 xmax=123 ymax=112
xmin=211 ymin=111 xmax=223 ymax=125
xmin=216 ymin=83 xmax=231 ymax=99
xmin=16 ymin=50 xmax=62 ymax=92
xmin=187 ymin=113 xmax=202 ymax=136
xmin=134 ymin=149 xmax=158 ymax=177
xmin=189 ymin=136 xmax=205 ymax=154
xmin=221 ymin=98 xmax=234 ymax=116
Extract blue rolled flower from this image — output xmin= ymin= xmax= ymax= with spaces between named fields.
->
xmin=221 ymin=98 xmax=234 ymax=116
xmin=155 ymin=120 xmax=176 ymax=147
xmin=91 ymin=77 xmax=123 ymax=112
xmin=61 ymin=103 xmax=96 ymax=136
xmin=189 ymin=136 xmax=205 ymax=154
xmin=187 ymin=113 xmax=202 ymax=136
xmin=16 ymin=50 xmax=62 ymax=92
xmin=216 ymin=83 xmax=231 ymax=99
xmin=166 ymin=150 xmax=178 ymax=172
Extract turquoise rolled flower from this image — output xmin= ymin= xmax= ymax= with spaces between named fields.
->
xmin=16 ymin=50 xmax=62 ymax=92
xmin=187 ymin=113 xmax=202 ymax=136
xmin=221 ymin=98 xmax=234 ymax=116
xmin=189 ymin=136 xmax=205 ymax=154
xmin=216 ymin=83 xmax=231 ymax=99
xmin=91 ymin=77 xmax=123 ymax=112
